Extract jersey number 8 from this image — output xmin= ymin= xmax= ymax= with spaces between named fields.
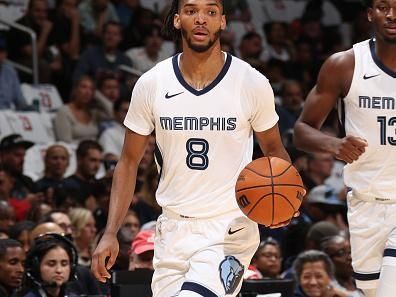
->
xmin=186 ymin=138 xmax=209 ymax=170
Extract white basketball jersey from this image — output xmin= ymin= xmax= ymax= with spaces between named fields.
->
xmin=343 ymin=39 xmax=396 ymax=199
xmin=124 ymin=53 xmax=278 ymax=217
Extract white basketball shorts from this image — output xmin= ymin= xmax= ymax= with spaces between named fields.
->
xmin=347 ymin=191 xmax=396 ymax=289
xmin=152 ymin=208 xmax=260 ymax=297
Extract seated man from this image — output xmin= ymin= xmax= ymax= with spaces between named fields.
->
xmin=0 ymin=239 xmax=25 ymax=297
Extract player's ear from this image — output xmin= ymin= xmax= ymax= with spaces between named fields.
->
xmin=221 ymin=15 xmax=226 ymax=30
xmin=367 ymin=8 xmax=373 ymax=22
xmin=174 ymin=13 xmax=181 ymax=30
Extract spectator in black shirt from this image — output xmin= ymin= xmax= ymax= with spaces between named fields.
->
xmin=0 ymin=134 xmax=37 ymax=200
xmin=36 ymin=145 xmax=70 ymax=203
xmin=62 ymin=140 xmax=103 ymax=210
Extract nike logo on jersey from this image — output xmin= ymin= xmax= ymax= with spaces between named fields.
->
xmin=228 ymin=227 xmax=245 ymax=235
xmin=363 ymin=74 xmax=380 ymax=80
xmin=165 ymin=91 xmax=184 ymax=99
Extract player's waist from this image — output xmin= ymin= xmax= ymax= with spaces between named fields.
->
xmin=162 ymin=207 xmax=240 ymax=220
xmin=350 ymin=189 xmax=396 ymax=204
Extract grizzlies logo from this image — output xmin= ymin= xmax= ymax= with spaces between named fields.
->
xmin=219 ymin=256 xmax=244 ymax=294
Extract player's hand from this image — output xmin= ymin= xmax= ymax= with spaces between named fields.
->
xmin=270 ymin=211 xmax=300 ymax=229
xmin=91 ymin=232 xmax=119 ymax=283
xmin=333 ymin=135 xmax=367 ymax=164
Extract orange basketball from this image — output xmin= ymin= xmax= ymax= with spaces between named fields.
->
xmin=235 ymin=157 xmax=306 ymax=227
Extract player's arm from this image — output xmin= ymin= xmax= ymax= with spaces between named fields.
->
xmin=91 ymin=129 xmax=149 ymax=282
xmin=255 ymin=124 xmax=291 ymax=163
xmin=294 ymin=50 xmax=367 ymax=163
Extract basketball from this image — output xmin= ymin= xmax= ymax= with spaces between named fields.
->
xmin=235 ymin=157 xmax=306 ymax=227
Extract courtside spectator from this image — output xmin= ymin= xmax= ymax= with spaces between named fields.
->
xmin=78 ymin=0 xmax=119 ymax=40
xmin=36 ymin=144 xmax=70 ymax=200
xmin=0 ymin=37 xmax=28 ymax=110
xmin=122 ymin=210 xmax=141 ymax=241
xmin=50 ymin=0 xmax=82 ymax=99
xmin=54 ymin=77 xmax=112 ymax=143
xmin=125 ymin=24 xmax=171 ymax=73
xmin=0 ymin=201 xmax=15 ymax=230
xmin=249 ymin=237 xmax=283 ymax=279
xmin=99 ymin=97 xmax=129 ymax=159
xmin=7 ymin=0 xmax=61 ymax=83
xmin=73 ymin=21 xmax=131 ymax=82
xmin=62 ymin=140 xmax=103 ymax=210
xmin=128 ymin=230 xmax=154 ymax=271
xmin=69 ymin=208 xmax=97 ymax=267
xmin=321 ymin=235 xmax=362 ymax=294
xmin=0 ymin=239 xmax=25 ymax=297
xmin=41 ymin=210 xmax=73 ymax=237
xmin=276 ymin=80 xmax=305 ymax=134
xmin=0 ymin=134 xmax=39 ymax=200
xmin=8 ymin=221 xmax=36 ymax=253
xmin=300 ymin=153 xmax=335 ymax=191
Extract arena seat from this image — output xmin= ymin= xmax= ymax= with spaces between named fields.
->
xmin=111 ymin=269 xmax=153 ymax=297
xmin=240 ymin=278 xmax=295 ymax=297
xmin=21 ymin=83 xmax=63 ymax=112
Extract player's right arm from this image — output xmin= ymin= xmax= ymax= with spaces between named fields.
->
xmin=91 ymin=129 xmax=149 ymax=282
xmin=294 ymin=50 xmax=367 ymax=163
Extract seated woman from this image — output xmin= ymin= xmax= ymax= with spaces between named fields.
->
xmin=54 ymin=76 xmax=112 ymax=144
xmin=293 ymin=250 xmax=363 ymax=297
xmin=21 ymin=233 xmax=78 ymax=297
xmin=246 ymin=237 xmax=283 ymax=279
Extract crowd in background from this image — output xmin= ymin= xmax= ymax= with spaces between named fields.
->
xmin=0 ymin=0 xmax=373 ymax=296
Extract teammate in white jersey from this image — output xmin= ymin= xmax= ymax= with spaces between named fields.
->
xmin=294 ymin=0 xmax=396 ymax=296
xmin=91 ymin=0 xmax=291 ymax=296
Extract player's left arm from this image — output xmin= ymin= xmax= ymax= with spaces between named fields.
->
xmin=255 ymin=124 xmax=291 ymax=163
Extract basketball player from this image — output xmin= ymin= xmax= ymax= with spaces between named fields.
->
xmin=294 ymin=1 xmax=396 ymax=296
xmin=92 ymin=0 xmax=291 ymax=296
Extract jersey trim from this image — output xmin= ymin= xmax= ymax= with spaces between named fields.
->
xmin=353 ymin=271 xmax=380 ymax=281
xmin=172 ymin=53 xmax=232 ymax=96
xmin=369 ymin=39 xmax=396 ymax=78
xmin=154 ymin=142 xmax=163 ymax=180
xmin=181 ymin=281 xmax=218 ymax=297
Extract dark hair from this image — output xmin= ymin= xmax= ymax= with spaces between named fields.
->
xmin=103 ymin=21 xmax=122 ymax=35
xmin=76 ymin=140 xmax=103 ymax=158
xmin=0 ymin=239 xmax=22 ymax=259
xmin=96 ymin=71 xmax=120 ymax=90
xmin=8 ymin=221 xmax=36 ymax=240
xmin=144 ymin=24 xmax=164 ymax=40
xmin=254 ymin=237 xmax=282 ymax=259
xmin=25 ymin=234 xmax=78 ymax=284
xmin=361 ymin=0 xmax=373 ymax=8
xmin=293 ymin=250 xmax=334 ymax=280
xmin=163 ymin=0 xmax=224 ymax=40
xmin=114 ymin=97 xmax=130 ymax=112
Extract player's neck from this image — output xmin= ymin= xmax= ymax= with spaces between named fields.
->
xmin=179 ymin=45 xmax=225 ymax=90
xmin=375 ymin=39 xmax=396 ymax=71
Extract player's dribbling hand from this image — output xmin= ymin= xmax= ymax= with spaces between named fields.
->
xmin=91 ymin=232 xmax=119 ymax=283
xmin=334 ymin=135 xmax=368 ymax=164
xmin=270 ymin=211 xmax=300 ymax=229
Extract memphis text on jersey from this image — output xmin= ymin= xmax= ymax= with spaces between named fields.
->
xmin=359 ymin=96 xmax=396 ymax=109
xmin=160 ymin=116 xmax=237 ymax=131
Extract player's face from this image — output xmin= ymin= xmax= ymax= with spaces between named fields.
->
xmin=174 ymin=0 xmax=226 ymax=53
xmin=300 ymin=261 xmax=332 ymax=297
xmin=368 ymin=0 xmax=396 ymax=44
